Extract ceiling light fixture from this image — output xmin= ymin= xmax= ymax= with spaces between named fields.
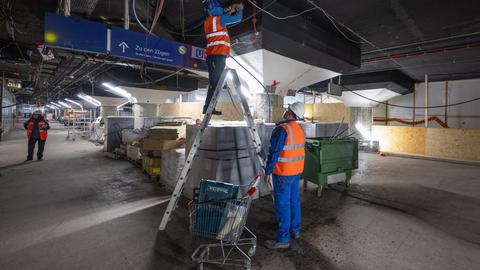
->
xmin=51 ymin=102 xmax=64 ymax=108
xmin=58 ymin=101 xmax=72 ymax=108
xmin=116 ymin=101 xmax=130 ymax=110
xmin=102 ymin=82 xmax=137 ymax=103
xmin=77 ymin=93 xmax=102 ymax=107
xmin=65 ymin=98 xmax=83 ymax=109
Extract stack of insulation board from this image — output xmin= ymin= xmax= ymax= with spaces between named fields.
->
xmin=141 ymin=124 xmax=186 ymax=157
xmin=160 ymin=149 xmax=186 ymax=191
xmin=141 ymin=123 xmax=186 ymax=177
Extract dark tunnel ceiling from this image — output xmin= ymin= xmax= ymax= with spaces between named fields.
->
xmin=1 ymin=0 xmax=480 ymax=102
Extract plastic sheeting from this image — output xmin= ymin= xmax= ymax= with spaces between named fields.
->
xmin=299 ymin=122 xmax=350 ymax=139
xmin=104 ymin=117 xmax=135 ymax=152
xmin=185 ymin=122 xmax=266 ymax=199
xmin=121 ymin=128 xmax=149 ymax=144
xmin=161 ymin=148 xmax=186 ymax=192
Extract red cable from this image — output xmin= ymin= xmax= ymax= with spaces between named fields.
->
xmin=150 ymin=0 xmax=165 ymax=33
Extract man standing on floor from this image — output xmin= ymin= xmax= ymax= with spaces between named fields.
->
xmin=264 ymin=102 xmax=306 ymax=249
xmin=202 ymin=0 xmax=244 ymax=115
xmin=24 ymin=110 xmax=50 ymax=161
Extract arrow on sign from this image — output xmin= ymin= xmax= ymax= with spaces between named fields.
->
xmin=118 ymin=41 xmax=129 ymax=53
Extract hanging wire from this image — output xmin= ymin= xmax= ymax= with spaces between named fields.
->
xmin=347 ymin=88 xmax=480 ymax=109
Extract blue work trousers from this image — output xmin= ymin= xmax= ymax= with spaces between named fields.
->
xmin=272 ymin=174 xmax=301 ymax=243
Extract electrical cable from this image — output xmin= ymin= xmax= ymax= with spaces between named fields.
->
xmin=1 ymin=102 xmax=22 ymax=109
xmin=229 ymin=55 xmax=272 ymax=122
xmin=304 ymin=0 xmax=364 ymax=44
xmin=346 ymin=86 xmax=480 ymax=109
xmin=164 ymin=0 xmax=278 ymax=37
xmin=107 ymin=68 xmax=185 ymax=86
xmin=304 ymin=0 xmax=410 ymax=71
xmin=245 ymin=0 xmax=363 ymax=44
xmin=246 ymin=0 xmax=317 ymax=20
xmin=132 ymin=0 xmax=159 ymax=37
xmin=149 ymin=0 xmax=164 ymax=34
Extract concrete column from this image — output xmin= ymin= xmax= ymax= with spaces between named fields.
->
xmin=424 ymin=75 xmax=429 ymax=128
xmin=133 ymin=103 xmax=157 ymax=117
xmin=100 ymin=106 xmax=117 ymax=118
xmin=133 ymin=103 xmax=158 ymax=129
xmin=253 ymin=93 xmax=284 ymax=123
xmin=0 ymin=71 xmax=4 ymax=141
xmin=350 ymin=107 xmax=373 ymax=140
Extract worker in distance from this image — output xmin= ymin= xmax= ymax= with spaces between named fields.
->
xmin=24 ymin=110 xmax=50 ymax=161
xmin=202 ymin=0 xmax=244 ymax=115
xmin=264 ymin=102 xmax=306 ymax=249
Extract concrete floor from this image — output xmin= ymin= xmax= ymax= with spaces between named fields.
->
xmin=1 ymin=122 xmax=479 ymax=270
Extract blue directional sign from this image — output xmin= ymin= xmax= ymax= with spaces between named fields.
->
xmin=43 ymin=12 xmax=207 ymax=71
xmin=44 ymin=12 xmax=107 ymax=54
xmin=110 ymin=27 xmax=207 ymax=71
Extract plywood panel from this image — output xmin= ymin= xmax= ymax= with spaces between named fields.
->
xmin=426 ymin=128 xmax=480 ymax=161
xmin=305 ymin=103 xmax=350 ymax=122
xmin=157 ymin=102 xmax=246 ymax=121
xmin=372 ymin=126 xmax=426 ymax=154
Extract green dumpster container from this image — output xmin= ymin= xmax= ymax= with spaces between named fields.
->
xmin=302 ymin=137 xmax=359 ymax=196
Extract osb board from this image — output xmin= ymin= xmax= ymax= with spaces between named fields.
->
xmin=271 ymin=107 xmax=285 ymax=123
xmin=157 ymin=102 xmax=285 ymax=122
xmin=372 ymin=126 xmax=426 ymax=154
xmin=426 ymin=128 xmax=480 ymax=161
xmin=157 ymin=102 xmax=245 ymax=121
xmin=305 ymin=103 xmax=350 ymax=122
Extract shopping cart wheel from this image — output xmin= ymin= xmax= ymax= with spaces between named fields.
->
xmin=345 ymin=178 xmax=351 ymax=187
xmin=198 ymin=247 xmax=209 ymax=260
xmin=196 ymin=263 xmax=204 ymax=270
xmin=248 ymin=245 xmax=256 ymax=257
xmin=244 ymin=260 xmax=251 ymax=270
xmin=316 ymin=185 xmax=323 ymax=197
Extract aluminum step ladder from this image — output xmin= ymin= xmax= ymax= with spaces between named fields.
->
xmin=158 ymin=68 xmax=265 ymax=231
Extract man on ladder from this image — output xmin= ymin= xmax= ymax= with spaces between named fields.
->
xmin=263 ymin=102 xmax=306 ymax=249
xmin=202 ymin=0 xmax=244 ymax=115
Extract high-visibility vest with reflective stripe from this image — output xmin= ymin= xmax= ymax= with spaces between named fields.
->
xmin=273 ymin=121 xmax=305 ymax=176
xmin=204 ymin=16 xmax=230 ymax=57
xmin=26 ymin=120 xmax=48 ymax=140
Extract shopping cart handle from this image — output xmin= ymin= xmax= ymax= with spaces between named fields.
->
xmin=246 ymin=175 xmax=262 ymax=197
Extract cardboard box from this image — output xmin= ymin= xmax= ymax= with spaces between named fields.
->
xmin=143 ymin=156 xmax=161 ymax=176
xmin=141 ymin=138 xmax=186 ymax=152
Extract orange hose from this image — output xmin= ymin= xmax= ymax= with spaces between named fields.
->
xmin=150 ymin=0 xmax=165 ymax=33
xmin=374 ymin=117 xmax=449 ymax=128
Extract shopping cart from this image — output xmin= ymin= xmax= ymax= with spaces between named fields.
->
xmin=189 ymin=176 xmax=260 ymax=270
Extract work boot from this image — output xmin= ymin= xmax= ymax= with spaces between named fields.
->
xmin=24 ymin=158 xmax=33 ymax=162
xmin=264 ymin=240 xmax=290 ymax=249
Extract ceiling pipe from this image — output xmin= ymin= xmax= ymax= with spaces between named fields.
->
xmin=64 ymin=0 xmax=71 ymax=16
xmin=124 ymin=0 xmax=130 ymax=30
xmin=362 ymin=42 xmax=480 ymax=63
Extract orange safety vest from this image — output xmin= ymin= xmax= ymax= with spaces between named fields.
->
xmin=26 ymin=120 xmax=48 ymax=141
xmin=273 ymin=121 xmax=305 ymax=176
xmin=204 ymin=16 xmax=231 ymax=57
